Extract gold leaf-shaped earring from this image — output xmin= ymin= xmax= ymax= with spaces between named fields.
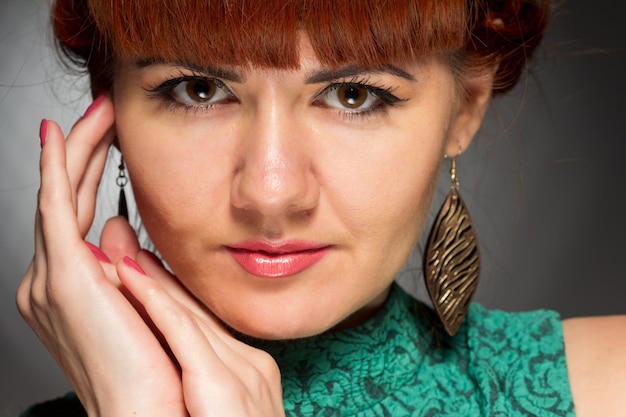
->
xmin=423 ymin=157 xmax=480 ymax=336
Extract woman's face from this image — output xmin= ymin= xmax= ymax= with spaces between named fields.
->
xmin=113 ymin=38 xmax=487 ymax=339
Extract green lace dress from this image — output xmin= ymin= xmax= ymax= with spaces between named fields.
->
xmin=22 ymin=283 xmax=575 ymax=416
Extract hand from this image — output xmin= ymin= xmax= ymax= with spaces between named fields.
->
xmin=118 ymin=248 xmax=284 ymax=416
xmin=16 ymin=95 xmax=284 ymax=416
xmin=16 ymin=96 xmax=184 ymax=416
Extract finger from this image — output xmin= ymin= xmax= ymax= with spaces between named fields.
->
xmin=135 ymin=252 xmax=189 ymax=303
xmin=29 ymin=116 xmax=113 ymax=310
xmin=64 ymin=94 xmax=115 ymax=205
xmin=75 ymin=127 xmax=116 ymax=236
xmin=100 ymin=216 xmax=141 ymax=264
xmin=118 ymin=259 xmax=284 ymax=414
xmin=134 ymin=252 xmax=258 ymax=357
xmin=21 ymin=120 xmax=58 ymax=328
xmin=33 ymin=119 xmax=51 ymax=267
xmin=34 ymin=119 xmax=112 ymax=301
xmin=119 ymin=258 xmax=269 ymax=379
xmin=33 ymin=198 xmax=47 ymax=276
xmin=37 ymin=120 xmax=82 ymax=254
xmin=117 ymin=259 xmax=228 ymax=374
xmin=135 ymin=252 xmax=216 ymax=323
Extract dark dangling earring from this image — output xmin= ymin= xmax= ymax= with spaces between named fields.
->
xmin=423 ymin=157 xmax=480 ymax=336
xmin=116 ymin=155 xmax=129 ymax=220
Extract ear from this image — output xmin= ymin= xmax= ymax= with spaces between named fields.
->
xmin=445 ymin=69 xmax=495 ymax=156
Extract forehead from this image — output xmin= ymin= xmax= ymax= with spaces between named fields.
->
xmin=92 ymin=0 xmax=466 ymax=70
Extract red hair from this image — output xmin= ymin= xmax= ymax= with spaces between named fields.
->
xmin=52 ymin=0 xmax=549 ymax=95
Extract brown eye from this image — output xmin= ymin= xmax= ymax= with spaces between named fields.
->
xmin=318 ymin=83 xmax=380 ymax=112
xmin=337 ymin=85 xmax=368 ymax=108
xmin=170 ymin=77 xmax=233 ymax=106
xmin=185 ymin=79 xmax=217 ymax=102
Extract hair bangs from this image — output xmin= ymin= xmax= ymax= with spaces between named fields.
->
xmin=86 ymin=0 xmax=466 ymax=70
xmin=303 ymin=0 xmax=467 ymax=68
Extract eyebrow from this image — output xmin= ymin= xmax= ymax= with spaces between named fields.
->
xmin=133 ymin=58 xmax=415 ymax=85
xmin=304 ymin=65 xmax=416 ymax=84
xmin=134 ymin=58 xmax=246 ymax=83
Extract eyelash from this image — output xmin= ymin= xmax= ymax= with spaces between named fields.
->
xmin=144 ymin=73 xmax=406 ymax=120
xmin=145 ymin=72 xmax=236 ymax=114
xmin=313 ymin=76 xmax=406 ymax=121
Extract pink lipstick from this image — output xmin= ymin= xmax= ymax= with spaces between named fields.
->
xmin=226 ymin=240 xmax=330 ymax=278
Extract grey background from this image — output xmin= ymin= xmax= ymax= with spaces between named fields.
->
xmin=1 ymin=0 xmax=625 ymax=413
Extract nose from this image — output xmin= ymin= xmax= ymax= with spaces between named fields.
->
xmin=230 ymin=106 xmax=319 ymax=217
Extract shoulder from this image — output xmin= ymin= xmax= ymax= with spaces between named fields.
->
xmin=563 ymin=315 xmax=626 ymax=417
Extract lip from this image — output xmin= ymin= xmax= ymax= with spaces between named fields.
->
xmin=225 ymin=240 xmax=330 ymax=278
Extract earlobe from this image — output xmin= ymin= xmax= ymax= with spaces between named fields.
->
xmin=445 ymin=69 xmax=495 ymax=156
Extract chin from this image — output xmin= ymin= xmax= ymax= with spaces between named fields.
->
xmin=228 ymin=324 xmax=318 ymax=342
xmin=221 ymin=308 xmax=338 ymax=341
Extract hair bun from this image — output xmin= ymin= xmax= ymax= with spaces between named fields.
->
xmin=467 ymin=0 xmax=551 ymax=95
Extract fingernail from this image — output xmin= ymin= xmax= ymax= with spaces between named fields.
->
xmin=84 ymin=241 xmax=111 ymax=263
xmin=141 ymin=249 xmax=163 ymax=266
xmin=123 ymin=256 xmax=145 ymax=275
xmin=82 ymin=92 xmax=107 ymax=119
xmin=39 ymin=119 xmax=48 ymax=148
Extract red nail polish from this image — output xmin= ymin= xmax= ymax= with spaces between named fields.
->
xmin=39 ymin=119 xmax=48 ymax=148
xmin=84 ymin=241 xmax=111 ymax=263
xmin=141 ymin=249 xmax=163 ymax=266
xmin=123 ymin=256 xmax=146 ymax=275
xmin=82 ymin=93 xmax=107 ymax=119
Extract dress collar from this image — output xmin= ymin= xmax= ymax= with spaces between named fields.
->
xmin=249 ymin=283 xmax=437 ymax=412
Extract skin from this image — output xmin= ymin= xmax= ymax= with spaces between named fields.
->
xmin=113 ymin=41 xmax=488 ymax=340
xmin=17 ymin=36 xmax=626 ymax=416
xmin=562 ymin=317 xmax=626 ymax=416
xmin=18 ymin=104 xmax=285 ymax=416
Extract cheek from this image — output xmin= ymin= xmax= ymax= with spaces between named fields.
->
xmin=321 ymin=125 xmax=446 ymax=246
xmin=115 ymin=116 xmax=231 ymax=257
